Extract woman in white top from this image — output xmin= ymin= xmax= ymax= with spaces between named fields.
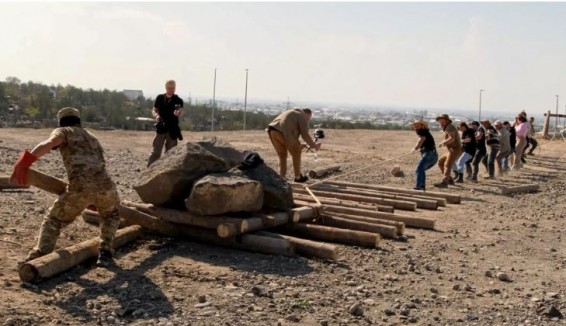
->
xmin=513 ymin=115 xmax=529 ymax=170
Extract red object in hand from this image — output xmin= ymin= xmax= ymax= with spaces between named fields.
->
xmin=10 ymin=150 xmax=38 ymax=185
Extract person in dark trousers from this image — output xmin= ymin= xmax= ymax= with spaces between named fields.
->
xmin=454 ymin=122 xmax=476 ymax=182
xmin=147 ymin=79 xmax=184 ymax=167
xmin=480 ymin=119 xmax=500 ymax=179
xmin=502 ymin=121 xmax=516 ymax=171
xmin=411 ymin=119 xmax=438 ymax=191
xmin=526 ymin=116 xmax=538 ymax=155
xmin=469 ymin=121 xmax=486 ymax=183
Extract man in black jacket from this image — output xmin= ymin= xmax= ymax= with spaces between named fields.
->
xmin=147 ymin=80 xmax=184 ymax=167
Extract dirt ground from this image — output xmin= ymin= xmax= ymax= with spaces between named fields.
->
xmin=0 ymin=127 xmax=565 ymax=326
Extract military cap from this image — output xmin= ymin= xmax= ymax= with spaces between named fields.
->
xmin=57 ymin=107 xmax=80 ymax=120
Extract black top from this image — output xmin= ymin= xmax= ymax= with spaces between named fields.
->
xmin=475 ymin=126 xmax=487 ymax=152
xmin=154 ymin=94 xmax=184 ymax=140
xmin=416 ymin=128 xmax=436 ymax=153
xmin=508 ymin=126 xmax=516 ymax=148
xmin=461 ymin=128 xmax=477 ymax=155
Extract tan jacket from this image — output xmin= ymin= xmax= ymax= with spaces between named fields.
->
xmin=269 ymin=109 xmax=317 ymax=148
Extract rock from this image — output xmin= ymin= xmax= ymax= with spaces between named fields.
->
xmin=390 ymin=165 xmax=404 ymax=177
xmin=185 ymin=173 xmax=263 ymax=215
xmin=229 ymin=163 xmax=294 ymax=210
xmin=198 ymin=295 xmax=207 ymax=303
xmin=349 ymin=302 xmax=364 ymax=316
xmin=320 ymin=320 xmax=329 ymax=326
xmin=496 ymin=272 xmax=512 ymax=282
xmin=539 ymin=306 xmax=563 ymax=319
xmin=286 ymin=314 xmax=301 ymax=322
xmin=384 ymin=308 xmax=396 ymax=316
xmin=135 ymin=139 xmax=243 ymax=206
xmin=485 ymin=270 xmax=493 ymax=278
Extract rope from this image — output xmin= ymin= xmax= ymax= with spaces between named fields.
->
xmin=303 ymin=151 xmax=416 ymax=204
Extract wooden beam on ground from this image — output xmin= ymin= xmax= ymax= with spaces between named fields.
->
xmin=285 ymin=223 xmax=381 ymax=248
xmin=501 ymin=184 xmax=540 ymax=195
xmin=19 ymin=225 xmax=143 ymax=283
xmin=315 ymin=215 xmax=399 ymax=239
xmin=28 ymin=169 xmax=67 ymax=195
xmin=122 ymin=200 xmax=248 ymax=230
xmin=293 ymin=192 xmax=395 ymax=213
xmin=82 ymin=208 xmax=295 ymax=257
xmin=308 ymin=184 xmax=440 ymax=210
xmin=293 ymin=186 xmax=416 ymax=211
xmin=0 ymin=176 xmax=30 ymax=190
xmin=307 ymin=165 xmax=341 ymax=179
xmin=255 ymin=231 xmax=338 ymax=260
xmin=324 ymin=212 xmax=405 ymax=235
xmin=323 ymin=180 xmax=461 ymax=204
xmin=322 ymin=204 xmax=435 ymax=229
xmin=291 ymin=205 xmax=322 ymax=222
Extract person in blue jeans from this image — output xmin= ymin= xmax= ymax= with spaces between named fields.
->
xmin=411 ymin=120 xmax=438 ymax=191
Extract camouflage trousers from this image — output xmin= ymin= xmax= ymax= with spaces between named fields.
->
xmin=28 ymin=186 xmax=121 ymax=260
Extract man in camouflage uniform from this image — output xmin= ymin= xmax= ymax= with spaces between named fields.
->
xmin=10 ymin=107 xmax=121 ymax=266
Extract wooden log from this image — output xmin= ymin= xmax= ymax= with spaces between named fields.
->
xmin=291 ymin=205 xmax=322 ymax=222
xmin=217 ymin=212 xmax=290 ymax=238
xmin=19 ymin=225 xmax=143 ymax=283
xmin=315 ymin=215 xmax=399 ymax=239
xmin=293 ymin=192 xmax=395 ymax=214
xmin=82 ymin=209 xmax=127 ymax=228
xmin=501 ymin=184 xmax=540 ymax=195
xmin=308 ymin=184 xmax=439 ymax=210
xmin=28 ymin=169 xmax=67 ymax=195
xmin=239 ymin=234 xmax=294 ymax=256
xmin=0 ymin=176 xmax=30 ymax=190
xmin=82 ymin=208 xmax=295 ymax=257
xmin=325 ymin=212 xmax=405 ymax=235
xmin=285 ymin=223 xmax=380 ymax=248
xmin=255 ymin=231 xmax=338 ymax=260
xmin=324 ymin=180 xmax=461 ymax=204
xmin=374 ymin=190 xmax=447 ymax=207
xmin=322 ymin=204 xmax=435 ymax=229
xmin=293 ymin=187 xmax=415 ymax=211
xmin=122 ymin=200 xmax=249 ymax=230
xmin=307 ymin=165 xmax=341 ymax=178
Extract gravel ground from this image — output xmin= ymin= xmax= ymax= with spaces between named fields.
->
xmin=0 ymin=128 xmax=565 ymax=326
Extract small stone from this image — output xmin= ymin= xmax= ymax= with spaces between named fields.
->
xmin=496 ymin=272 xmax=512 ymax=282
xmin=198 ymin=295 xmax=207 ymax=303
xmin=384 ymin=308 xmax=396 ymax=316
xmin=320 ymin=320 xmax=329 ymax=326
xmin=286 ymin=314 xmax=301 ymax=322
xmin=453 ymin=284 xmax=461 ymax=291
xmin=485 ymin=270 xmax=493 ymax=278
xmin=349 ymin=302 xmax=363 ymax=316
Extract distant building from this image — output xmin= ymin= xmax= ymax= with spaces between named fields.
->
xmin=123 ymin=89 xmax=144 ymax=100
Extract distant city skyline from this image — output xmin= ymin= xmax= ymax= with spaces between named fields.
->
xmin=1 ymin=2 xmax=566 ymax=115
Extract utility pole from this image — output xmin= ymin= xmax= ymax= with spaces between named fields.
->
xmin=243 ymin=68 xmax=248 ymax=131
xmin=478 ymin=89 xmax=484 ymax=121
xmin=211 ymin=68 xmax=217 ymax=132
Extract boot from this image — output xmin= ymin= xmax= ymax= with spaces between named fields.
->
xmin=96 ymin=249 xmax=114 ymax=267
xmin=433 ymin=180 xmax=449 ymax=188
xmin=447 ymin=176 xmax=455 ymax=185
xmin=465 ymin=164 xmax=472 ymax=180
xmin=455 ymin=173 xmax=464 ymax=183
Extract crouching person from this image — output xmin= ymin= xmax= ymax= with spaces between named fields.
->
xmin=10 ymin=107 xmax=121 ymax=267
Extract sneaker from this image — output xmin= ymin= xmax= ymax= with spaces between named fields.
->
xmin=484 ymin=175 xmax=495 ymax=180
xmin=96 ymin=249 xmax=114 ymax=267
xmin=413 ymin=187 xmax=425 ymax=191
xmin=294 ymin=175 xmax=308 ymax=183
xmin=433 ymin=180 xmax=448 ymax=188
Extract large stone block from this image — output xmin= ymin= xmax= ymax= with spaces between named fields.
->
xmin=185 ymin=173 xmax=264 ymax=215
xmin=134 ymin=139 xmax=243 ymax=206
xmin=229 ymin=163 xmax=294 ymax=211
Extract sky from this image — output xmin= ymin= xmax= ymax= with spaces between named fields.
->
xmin=1 ymin=2 xmax=566 ymax=115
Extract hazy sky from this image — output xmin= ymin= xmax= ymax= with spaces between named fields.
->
xmin=1 ymin=2 xmax=566 ymax=114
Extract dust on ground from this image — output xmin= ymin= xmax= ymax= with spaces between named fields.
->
xmin=0 ymin=128 xmax=565 ymax=325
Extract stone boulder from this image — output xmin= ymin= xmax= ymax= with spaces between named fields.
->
xmin=185 ymin=173 xmax=264 ymax=215
xmin=134 ymin=139 xmax=243 ymax=206
xmin=229 ymin=163 xmax=294 ymax=211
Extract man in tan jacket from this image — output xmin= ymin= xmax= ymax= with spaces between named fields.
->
xmin=267 ymin=108 xmax=321 ymax=182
